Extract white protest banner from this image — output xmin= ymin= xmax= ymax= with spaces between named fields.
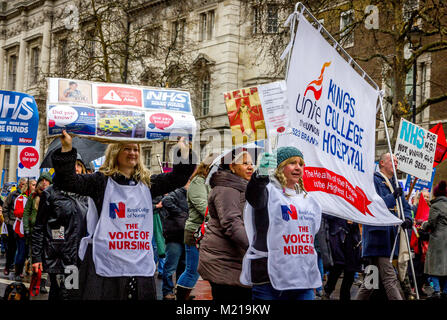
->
xmin=394 ymin=118 xmax=437 ymax=181
xmin=278 ymin=13 xmax=401 ymax=226
xmin=224 ymin=81 xmax=289 ymax=146
xmin=46 ymin=78 xmax=196 ymax=142
xmin=18 ymin=139 xmax=40 ymax=178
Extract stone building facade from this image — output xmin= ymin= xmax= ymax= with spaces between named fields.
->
xmin=0 ymin=0 xmax=282 ymax=182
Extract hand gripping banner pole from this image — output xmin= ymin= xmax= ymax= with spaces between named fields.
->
xmin=379 ymin=93 xmax=419 ymax=300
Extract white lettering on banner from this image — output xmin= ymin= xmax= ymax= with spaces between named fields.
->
xmin=0 ymin=95 xmax=34 ymax=121
xmin=146 ymin=91 xmax=188 ymax=103
xmin=278 ymin=13 xmax=401 ymax=226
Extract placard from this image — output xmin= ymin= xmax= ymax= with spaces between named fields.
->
xmin=394 ymin=118 xmax=437 ymax=181
xmin=46 ymin=78 xmax=196 ymax=142
xmin=224 ymin=81 xmax=289 ymax=146
xmin=0 ymin=90 xmax=39 ymax=146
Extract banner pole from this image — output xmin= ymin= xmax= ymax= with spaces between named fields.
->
xmin=379 ymin=94 xmax=419 ymax=299
xmin=156 ymin=154 xmax=164 ymax=173
xmin=406 ymin=177 xmax=419 ymax=201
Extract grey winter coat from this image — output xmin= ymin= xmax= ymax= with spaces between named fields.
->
xmin=198 ymin=169 xmax=249 ymax=287
xmin=423 ymin=196 xmax=447 ymax=276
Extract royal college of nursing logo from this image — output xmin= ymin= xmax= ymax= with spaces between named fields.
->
xmin=281 ymin=204 xmax=298 ymax=222
xmin=109 ymin=202 xmax=126 ymax=219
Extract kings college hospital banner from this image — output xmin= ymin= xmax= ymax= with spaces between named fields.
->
xmin=278 ymin=13 xmax=401 ymax=226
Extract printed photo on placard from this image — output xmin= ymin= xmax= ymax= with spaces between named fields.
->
xmin=47 ymin=105 xmax=96 ymax=136
xmin=58 ymin=79 xmax=92 ymax=104
xmin=224 ymin=87 xmax=266 ymax=145
xmin=97 ymin=109 xmax=145 ymax=139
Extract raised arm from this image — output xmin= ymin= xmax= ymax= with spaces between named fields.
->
xmin=246 ymin=172 xmax=269 ymax=210
xmin=51 ymin=131 xmax=105 ymax=200
xmin=150 ymin=139 xmax=196 ymax=198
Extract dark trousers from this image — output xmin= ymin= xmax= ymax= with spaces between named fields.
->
xmin=356 ymin=257 xmax=403 ymax=300
xmin=49 ymin=273 xmax=69 ymax=300
xmin=324 ymin=265 xmax=355 ymax=300
xmin=5 ymin=224 xmax=16 ymax=270
xmin=209 ymin=282 xmax=252 ymax=300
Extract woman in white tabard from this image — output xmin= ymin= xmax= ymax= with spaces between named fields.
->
xmin=50 ymin=130 xmax=195 ymax=300
xmin=240 ymin=146 xmax=322 ymax=300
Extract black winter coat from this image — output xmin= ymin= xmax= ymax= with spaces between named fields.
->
xmin=50 ymin=147 xmax=195 ymax=219
xmin=32 ymin=185 xmax=88 ymax=273
xmin=325 ymin=214 xmax=362 ymax=272
xmin=162 ymin=187 xmax=188 ymax=243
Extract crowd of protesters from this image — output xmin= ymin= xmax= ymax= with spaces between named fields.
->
xmin=1 ymin=132 xmax=446 ymax=301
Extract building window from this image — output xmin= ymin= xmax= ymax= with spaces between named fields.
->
xmin=143 ymin=147 xmax=152 ymax=168
xmin=200 ymin=10 xmax=215 ymax=41
xmin=86 ymin=30 xmax=95 ymax=59
xmin=340 ymin=10 xmax=354 ymax=48
xmin=171 ymin=19 xmax=186 ymax=47
xmin=8 ymin=55 xmax=17 ymax=90
xmin=267 ymin=5 xmax=278 ymax=33
xmin=419 ymin=62 xmax=428 ymax=101
xmin=3 ymin=148 xmax=10 ymax=183
xmin=29 ymin=47 xmax=40 ymax=85
xmin=253 ymin=6 xmax=260 ymax=34
xmin=58 ymin=39 xmax=68 ymax=75
xmin=201 ymin=73 xmax=210 ymax=116
xmin=146 ymin=27 xmax=160 ymax=55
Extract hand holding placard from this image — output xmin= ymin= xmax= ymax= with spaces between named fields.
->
xmin=60 ymin=130 xmax=73 ymax=152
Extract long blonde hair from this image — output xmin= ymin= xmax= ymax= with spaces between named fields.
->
xmin=99 ymin=143 xmax=151 ymax=186
xmin=274 ymin=156 xmax=306 ymax=194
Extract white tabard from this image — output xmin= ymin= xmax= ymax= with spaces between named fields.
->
xmin=240 ymin=183 xmax=322 ymax=290
xmin=92 ymin=178 xmax=155 ymax=277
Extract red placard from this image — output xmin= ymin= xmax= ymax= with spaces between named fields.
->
xmin=97 ymin=86 xmax=142 ymax=107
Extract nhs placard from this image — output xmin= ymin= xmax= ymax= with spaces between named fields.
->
xmin=143 ymin=89 xmax=191 ymax=113
xmin=0 ymin=90 xmax=39 ymax=146
xmin=394 ymin=118 xmax=437 ymax=181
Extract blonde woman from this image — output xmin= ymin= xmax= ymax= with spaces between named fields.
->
xmin=240 ymin=147 xmax=322 ymax=300
xmin=44 ymin=130 xmax=195 ymax=300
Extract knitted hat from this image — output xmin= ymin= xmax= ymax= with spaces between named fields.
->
xmin=37 ymin=172 xmax=53 ymax=185
xmin=276 ymin=146 xmax=304 ymax=167
xmin=433 ymin=180 xmax=447 ymax=197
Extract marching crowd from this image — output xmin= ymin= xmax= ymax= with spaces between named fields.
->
xmin=0 ymin=131 xmax=446 ymax=301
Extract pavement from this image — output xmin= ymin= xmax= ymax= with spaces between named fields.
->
xmin=0 ymin=251 xmax=213 ymax=300
xmin=0 ymin=251 xmax=430 ymax=301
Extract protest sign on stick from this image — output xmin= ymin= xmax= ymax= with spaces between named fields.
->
xmin=224 ymin=81 xmax=289 ymax=149
xmin=394 ymin=118 xmax=437 ymax=182
xmin=18 ymin=139 xmax=40 ymax=179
